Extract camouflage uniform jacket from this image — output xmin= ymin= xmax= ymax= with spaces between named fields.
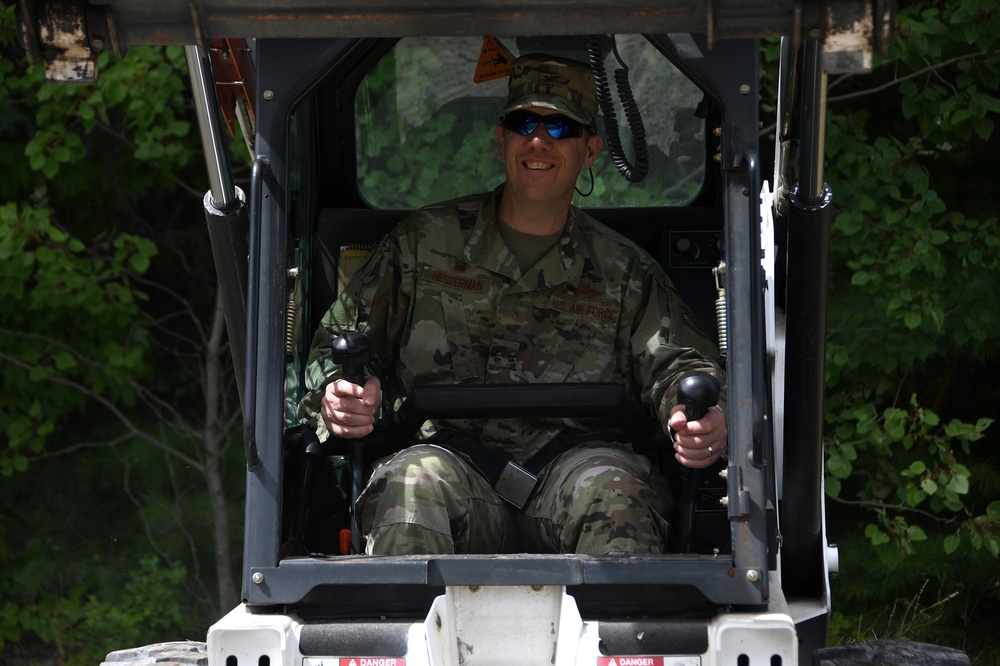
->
xmin=300 ymin=186 xmax=725 ymax=464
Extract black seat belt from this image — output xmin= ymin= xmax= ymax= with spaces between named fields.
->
xmin=428 ymin=431 xmax=573 ymax=510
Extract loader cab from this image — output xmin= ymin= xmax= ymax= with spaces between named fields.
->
xmin=278 ymin=34 xmax=735 ymax=559
xmin=239 ymin=29 xmax=784 ymax=617
xmin=178 ymin=9 xmax=866 ymax=664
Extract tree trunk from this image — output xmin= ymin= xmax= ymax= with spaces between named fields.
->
xmin=202 ymin=289 xmax=238 ymax=613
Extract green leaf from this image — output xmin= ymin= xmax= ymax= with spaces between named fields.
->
xmin=865 ymin=523 xmax=891 ymax=546
xmin=906 ymin=487 xmax=928 ymax=506
xmin=827 ymin=449 xmax=854 ymax=478
xmin=920 ymin=408 xmax=940 ymax=426
xmin=947 ymin=474 xmax=969 ymax=495
xmin=826 ymin=476 xmax=842 ymax=498
xmin=943 ymin=533 xmax=961 ymax=554
xmin=987 ymin=501 xmax=1000 ymax=520
xmin=974 ymin=115 xmax=994 ymax=140
xmin=53 ymin=351 xmax=77 ymax=370
xmin=943 ymin=496 xmax=964 ymax=512
xmin=128 ymin=251 xmax=151 ymax=274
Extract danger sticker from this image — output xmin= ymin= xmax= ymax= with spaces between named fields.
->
xmin=598 ymin=658 xmax=664 ymax=666
xmin=338 ymin=659 xmax=405 ymax=666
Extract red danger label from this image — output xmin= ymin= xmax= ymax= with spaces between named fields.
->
xmin=339 ymin=660 xmax=405 ymax=666
xmin=598 ymin=659 xmax=664 ymax=666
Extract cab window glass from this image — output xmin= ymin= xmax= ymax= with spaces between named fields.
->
xmin=356 ymin=36 xmax=706 ymax=209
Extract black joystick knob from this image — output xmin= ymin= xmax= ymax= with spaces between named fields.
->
xmin=676 ymin=371 xmax=723 ymax=554
xmin=329 ymin=331 xmax=372 ymax=555
xmin=677 ymin=372 xmax=721 ymax=421
xmin=330 ymin=331 xmax=370 ymax=385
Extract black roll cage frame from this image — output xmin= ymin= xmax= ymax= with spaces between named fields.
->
xmin=240 ymin=34 xmax=779 ymax=613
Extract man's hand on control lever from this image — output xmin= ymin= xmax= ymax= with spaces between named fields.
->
xmin=668 ymin=404 xmax=728 ymax=469
xmin=321 ymin=376 xmax=381 ymax=439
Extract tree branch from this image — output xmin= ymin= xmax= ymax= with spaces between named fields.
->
xmin=120 ymin=458 xmax=174 ymax=564
xmin=0 ymin=329 xmax=200 ymax=443
xmin=132 ymin=275 xmax=212 ymax=347
xmin=828 ymin=51 xmax=991 ymax=105
xmin=0 ymin=349 xmax=204 ymax=471
xmin=29 ymin=433 xmax=130 ymax=461
xmin=828 ymin=495 xmax=957 ymax=524
xmin=92 ymin=122 xmax=204 ymax=199
xmin=162 ymin=451 xmax=214 ymax=607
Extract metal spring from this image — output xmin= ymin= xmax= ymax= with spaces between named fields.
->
xmin=715 ymin=294 xmax=728 ymax=359
xmin=713 ymin=261 xmax=728 ymax=360
xmin=285 ymin=294 xmax=297 ymax=356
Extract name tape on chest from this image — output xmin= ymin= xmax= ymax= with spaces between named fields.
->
xmin=428 ymin=268 xmax=489 ymax=293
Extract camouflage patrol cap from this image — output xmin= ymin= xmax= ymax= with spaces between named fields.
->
xmin=502 ymin=53 xmax=598 ymax=127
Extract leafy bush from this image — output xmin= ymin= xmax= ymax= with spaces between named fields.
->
xmin=822 ymin=0 xmax=999 ymax=561
xmin=1 ymin=557 xmax=193 ymax=666
xmin=808 ymin=0 xmax=1000 ymax=659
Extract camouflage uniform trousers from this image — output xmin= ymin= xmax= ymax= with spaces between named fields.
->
xmin=356 ymin=441 xmax=672 ymax=555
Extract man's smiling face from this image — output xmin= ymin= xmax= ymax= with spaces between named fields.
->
xmin=495 ymin=107 xmax=603 ymax=210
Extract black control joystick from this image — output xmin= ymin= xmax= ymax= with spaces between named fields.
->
xmin=676 ymin=371 xmax=722 ymax=554
xmin=677 ymin=372 xmax=722 ymax=421
xmin=330 ymin=331 xmax=372 ymax=554
xmin=330 ymin=331 xmax=371 ymax=387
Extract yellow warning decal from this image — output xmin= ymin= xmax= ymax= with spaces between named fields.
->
xmin=337 ymin=245 xmax=372 ymax=297
xmin=474 ymin=36 xmax=513 ymax=83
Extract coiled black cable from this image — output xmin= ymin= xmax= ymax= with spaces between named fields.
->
xmin=588 ymin=37 xmax=650 ymax=183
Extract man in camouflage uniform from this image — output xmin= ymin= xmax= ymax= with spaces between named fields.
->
xmin=300 ymin=53 xmax=728 ymax=555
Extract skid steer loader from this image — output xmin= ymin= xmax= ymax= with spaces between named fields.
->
xmin=17 ymin=1 xmax=970 ymax=664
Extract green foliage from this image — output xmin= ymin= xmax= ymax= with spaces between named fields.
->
xmin=830 ymin=579 xmax=960 ymax=644
xmin=826 ymin=394 xmax=995 ymax=559
xmin=0 ymin=202 xmax=156 ymax=475
xmin=9 ymin=44 xmax=193 ymax=190
xmin=820 ymin=0 xmax=1000 ymax=560
xmin=756 ymin=0 xmax=1000 ymax=655
xmin=1 ymin=556 xmax=190 ymax=666
xmin=0 ymin=0 xmax=204 ymax=476
xmin=1 ymin=3 xmax=238 ymax=663
xmin=802 ymin=0 xmax=1000 ymax=657
xmin=0 ymin=429 xmax=235 ymax=663
xmin=828 ymin=525 xmax=1000 ymax=659
xmin=1 ymin=4 xmax=201 ymax=216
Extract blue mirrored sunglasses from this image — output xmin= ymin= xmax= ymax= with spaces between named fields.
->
xmin=501 ymin=110 xmax=591 ymax=139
